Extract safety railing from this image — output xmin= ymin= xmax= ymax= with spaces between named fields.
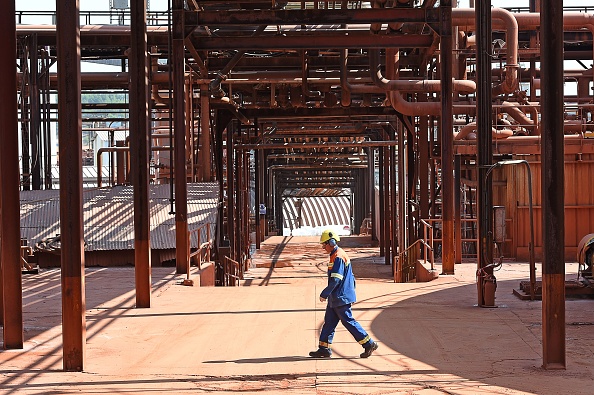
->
xmin=189 ymin=223 xmax=213 ymax=270
xmin=20 ymin=244 xmax=35 ymax=272
xmin=421 ymin=217 xmax=479 ymax=259
xmin=395 ymin=219 xmax=434 ymax=283
xmin=222 ymin=256 xmax=241 ymax=286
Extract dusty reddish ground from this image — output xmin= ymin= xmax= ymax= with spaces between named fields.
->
xmin=0 ymin=235 xmax=592 ymax=394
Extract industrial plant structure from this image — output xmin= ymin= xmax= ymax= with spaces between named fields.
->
xmin=1 ymin=0 xmax=593 ymax=375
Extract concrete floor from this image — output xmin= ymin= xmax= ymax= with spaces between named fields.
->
xmin=0 ymin=235 xmax=593 ymax=394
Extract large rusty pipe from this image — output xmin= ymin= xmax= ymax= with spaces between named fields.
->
xmin=371 ymin=49 xmax=475 ymax=116
xmin=501 ymin=101 xmax=536 ymax=133
xmin=453 ymin=8 xmax=519 ymax=95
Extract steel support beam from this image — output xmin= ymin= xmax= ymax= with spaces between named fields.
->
xmin=237 ymin=140 xmax=400 ymax=150
xmin=56 ymin=0 xmax=86 ymax=371
xmin=540 ymin=0 xmax=566 ymax=370
xmin=190 ymin=8 xmax=434 ymax=26
xmin=476 ymin=0 xmax=494 ymax=307
xmin=174 ymin=0 xmax=189 ymax=274
xmin=130 ymin=0 xmax=152 ymax=308
xmin=454 ymin=155 xmax=462 ymax=264
xmin=0 ymin=0 xmax=24 ymax=348
xmin=200 ymin=85 xmax=212 ymax=181
xmin=195 ymin=33 xmax=434 ymax=50
xmin=440 ymin=0 xmax=455 ymax=275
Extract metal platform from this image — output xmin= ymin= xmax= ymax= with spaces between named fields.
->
xmin=513 ymin=279 xmax=594 ymax=300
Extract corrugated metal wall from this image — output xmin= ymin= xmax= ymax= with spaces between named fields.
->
xmin=504 ymin=154 xmax=594 ymax=261
xmin=282 ymin=196 xmax=351 ymax=233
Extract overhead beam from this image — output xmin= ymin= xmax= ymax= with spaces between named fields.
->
xmin=188 ymin=8 xmax=435 ymax=26
xmin=194 ymin=33 xmax=434 ymax=50
xmin=237 ymin=140 xmax=399 ymax=150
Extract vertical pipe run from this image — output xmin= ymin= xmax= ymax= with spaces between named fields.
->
xmin=30 ymin=34 xmax=42 ymax=190
xmin=1 ymin=0 xmax=24 ymax=347
xmin=173 ymin=0 xmax=189 ymax=274
xmin=21 ymin=40 xmax=31 ymax=191
xmin=540 ymin=0 xmax=566 ymax=370
xmin=56 ymin=0 xmax=86 ymax=371
xmin=440 ymin=0 xmax=455 ymax=275
xmin=476 ymin=0 xmax=494 ymax=307
xmin=130 ymin=0 xmax=152 ymax=308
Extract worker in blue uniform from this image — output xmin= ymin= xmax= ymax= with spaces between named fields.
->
xmin=309 ymin=229 xmax=379 ymax=358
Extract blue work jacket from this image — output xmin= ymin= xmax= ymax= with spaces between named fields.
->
xmin=320 ymin=246 xmax=357 ymax=307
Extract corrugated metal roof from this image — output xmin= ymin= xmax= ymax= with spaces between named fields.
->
xmin=94 ymin=130 xmax=129 ymax=142
xmin=20 ymin=183 xmax=219 ymax=251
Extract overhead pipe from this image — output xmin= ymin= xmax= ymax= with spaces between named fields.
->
xmin=208 ymin=24 xmax=267 ymax=98
xmin=500 ymin=101 xmax=536 ymax=133
xmin=370 ymin=49 xmax=475 ymax=116
xmin=452 ymin=8 xmax=519 ymax=96
xmin=511 ymin=11 xmax=594 ymax=66
xmin=454 ymin=122 xmax=514 ymax=140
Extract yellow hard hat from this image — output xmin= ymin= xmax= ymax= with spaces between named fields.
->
xmin=320 ymin=229 xmax=340 ymax=244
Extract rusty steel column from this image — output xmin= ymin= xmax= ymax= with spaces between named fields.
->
xmin=227 ymin=124 xmax=235 ymax=258
xmin=540 ymin=0 xmax=566 ymax=369
xmin=396 ymin=123 xmax=406 ymax=279
xmin=255 ymin=122 xmax=262 ymax=249
xmin=440 ymin=0 xmax=455 ymax=275
xmin=454 ymin=154 xmax=462 ymax=264
xmin=419 ymin=111 xmax=429 ymax=237
xmin=378 ymin=150 xmax=385 ymax=256
xmin=130 ymin=0 xmax=152 ymax=308
xmin=477 ymin=0 xmax=494 ymax=307
xmin=56 ymin=0 xmax=86 ymax=371
xmin=173 ymin=0 xmax=189 ymax=274
xmin=200 ymin=85 xmax=212 ymax=181
xmin=382 ymin=128 xmax=391 ymax=266
xmin=368 ymin=147 xmax=376 ymax=242
xmin=0 ymin=0 xmax=24 ymax=348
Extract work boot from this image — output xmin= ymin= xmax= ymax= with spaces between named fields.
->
xmin=309 ymin=347 xmax=332 ymax=358
xmin=360 ymin=342 xmax=378 ymax=358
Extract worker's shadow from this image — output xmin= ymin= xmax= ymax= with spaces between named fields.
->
xmin=204 ymin=356 xmax=351 ymax=364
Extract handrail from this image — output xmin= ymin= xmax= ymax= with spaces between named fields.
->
xmin=396 ymin=238 xmax=434 ymax=283
xmin=223 ymin=256 xmax=241 ymax=286
xmin=188 ymin=223 xmax=213 ymax=270
xmin=420 ymin=219 xmax=434 ymax=271
xmin=422 ymin=217 xmax=480 ymax=259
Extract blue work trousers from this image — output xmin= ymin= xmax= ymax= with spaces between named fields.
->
xmin=319 ymin=303 xmax=370 ymax=348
